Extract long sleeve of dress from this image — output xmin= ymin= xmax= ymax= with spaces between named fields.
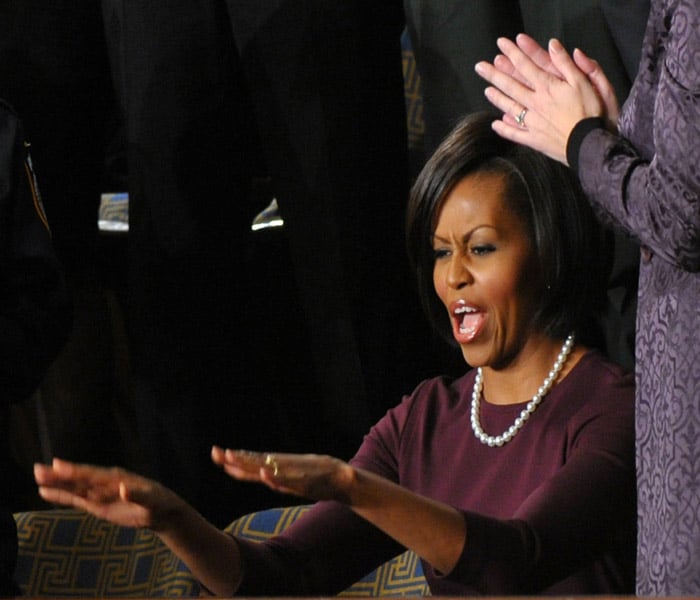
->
xmin=575 ymin=0 xmax=700 ymax=272
xmin=0 ymin=100 xmax=71 ymax=404
xmin=234 ymin=501 xmax=403 ymax=596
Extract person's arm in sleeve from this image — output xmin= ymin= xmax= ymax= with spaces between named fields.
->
xmin=232 ymin=500 xmax=403 ymax=596
xmin=219 ymin=375 xmax=635 ymax=593
xmin=574 ymin=4 xmax=700 ymax=271
xmin=216 ymin=389 xmax=467 ymax=577
xmin=475 ymin=3 xmax=699 ymax=271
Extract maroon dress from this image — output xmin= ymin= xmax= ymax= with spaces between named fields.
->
xmin=233 ymin=351 xmax=635 ymax=595
xmin=572 ymin=0 xmax=700 ymax=594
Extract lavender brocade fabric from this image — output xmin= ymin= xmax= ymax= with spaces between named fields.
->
xmin=576 ymin=0 xmax=700 ymax=594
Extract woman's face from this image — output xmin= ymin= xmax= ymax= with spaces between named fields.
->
xmin=432 ymin=171 xmax=541 ymax=369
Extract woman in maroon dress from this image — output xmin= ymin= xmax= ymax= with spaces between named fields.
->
xmin=34 ymin=112 xmax=636 ymax=596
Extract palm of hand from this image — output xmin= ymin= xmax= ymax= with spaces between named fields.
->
xmin=215 ymin=449 xmax=354 ymax=504
xmin=81 ymin=474 xmax=167 ymax=530
xmin=35 ymin=460 xmax=177 ymax=531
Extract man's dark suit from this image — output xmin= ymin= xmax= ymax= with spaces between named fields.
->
xmin=101 ymin=0 xmax=436 ymax=525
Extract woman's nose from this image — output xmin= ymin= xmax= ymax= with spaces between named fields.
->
xmin=446 ymin=254 xmax=472 ymax=288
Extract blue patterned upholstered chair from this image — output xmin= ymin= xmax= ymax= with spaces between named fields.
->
xmin=13 ymin=509 xmax=198 ymax=597
xmin=15 ymin=506 xmax=429 ymax=597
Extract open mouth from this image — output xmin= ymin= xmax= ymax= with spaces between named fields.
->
xmin=452 ymin=303 xmax=485 ymax=342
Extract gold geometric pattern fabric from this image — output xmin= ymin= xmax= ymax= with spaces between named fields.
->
xmin=15 ymin=505 xmax=430 ymax=597
xmin=225 ymin=504 xmax=311 ymax=541
xmin=338 ymin=549 xmax=429 ymax=597
xmin=13 ymin=509 xmax=199 ymax=597
xmin=226 ymin=505 xmax=430 ymax=596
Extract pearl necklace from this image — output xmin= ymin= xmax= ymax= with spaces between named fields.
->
xmin=470 ymin=334 xmax=575 ymax=447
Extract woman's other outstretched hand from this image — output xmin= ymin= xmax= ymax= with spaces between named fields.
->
xmin=211 ymin=447 xmax=356 ymax=504
xmin=34 ymin=458 xmax=186 ymax=531
xmin=475 ymin=34 xmax=619 ymax=164
xmin=36 ymin=457 xmax=250 ymax=596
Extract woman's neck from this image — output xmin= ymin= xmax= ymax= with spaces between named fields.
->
xmin=479 ymin=336 xmax=586 ymax=406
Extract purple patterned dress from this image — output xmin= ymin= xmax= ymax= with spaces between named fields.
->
xmin=575 ymin=0 xmax=700 ymax=594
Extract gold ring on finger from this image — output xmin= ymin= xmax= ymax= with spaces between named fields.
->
xmin=264 ymin=453 xmax=279 ymax=476
xmin=515 ymin=107 xmax=528 ymax=127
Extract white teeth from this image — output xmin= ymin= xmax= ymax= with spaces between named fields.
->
xmin=460 ymin=322 xmax=477 ymax=335
xmin=455 ymin=306 xmax=477 ymax=314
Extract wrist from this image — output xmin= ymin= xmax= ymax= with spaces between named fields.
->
xmin=566 ymin=116 xmax=606 ymax=172
xmin=335 ymin=462 xmax=359 ymax=505
xmin=152 ymin=491 xmax=193 ymax=533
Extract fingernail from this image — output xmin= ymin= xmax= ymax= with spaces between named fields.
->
xmin=549 ymin=38 xmax=563 ymax=53
xmin=474 ymin=62 xmax=484 ymax=75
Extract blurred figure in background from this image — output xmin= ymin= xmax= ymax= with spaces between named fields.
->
xmin=0 ymin=1 xmax=131 ymax=476
xmin=0 ymin=98 xmax=71 ymax=596
xmin=101 ymin=1 xmax=439 ymax=526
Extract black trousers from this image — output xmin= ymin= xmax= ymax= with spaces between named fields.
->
xmin=102 ymin=0 xmax=442 ymax=525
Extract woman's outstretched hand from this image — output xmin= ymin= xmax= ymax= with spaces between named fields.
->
xmin=212 ymin=446 xmax=466 ymax=575
xmin=475 ymin=34 xmax=618 ymax=164
xmin=34 ymin=458 xmax=186 ymax=531
xmin=211 ymin=447 xmax=355 ymax=504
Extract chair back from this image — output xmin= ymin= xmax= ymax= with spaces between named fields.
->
xmin=13 ymin=509 xmax=198 ymax=597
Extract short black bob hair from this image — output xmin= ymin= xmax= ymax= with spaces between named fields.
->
xmin=406 ymin=111 xmax=612 ymax=350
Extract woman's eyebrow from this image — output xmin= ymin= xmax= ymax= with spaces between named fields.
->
xmin=432 ymin=225 xmax=491 ymax=244
xmin=431 ymin=233 xmax=450 ymax=244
